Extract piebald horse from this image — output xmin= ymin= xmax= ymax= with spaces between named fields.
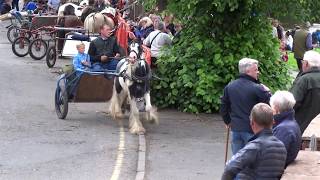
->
xmin=110 ymin=41 xmax=158 ymax=134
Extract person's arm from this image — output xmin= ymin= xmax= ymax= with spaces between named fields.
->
xmin=113 ymin=39 xmax=121 ymax=57
xmin=73 ymin=54 xmax=83 ymax=70
xmin=47 ymin=0 xmax=52 ymax=8
xmin=143 ymin=33 xmax=151 ymax=47
xmin=256 ymin=84 xmax=272 ymax=104
xmin=81 ymin=54 xmax=91 ymax=67
xmin=86 ymin=54 xmax=91 ymax=67
xmin=88 ymin=41 xmax=101 ymax=64
xmin=273 ymin=126 xmax=291 ymax=151
xmin=165 ymin=34 xmax=172 ymax=45
xmin=220 ymin=87 xmax=231 ymax=125
xmin=222 ymin=143 xmax=258 ymax=180
xmin=290 ymin=78 xmax=306 ymax=111
xmin=306 ymin=33 xmax=313 ymax=50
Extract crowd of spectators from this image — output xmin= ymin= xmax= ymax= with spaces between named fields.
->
xmin=220 ymin=49 xmax=320 ymax=179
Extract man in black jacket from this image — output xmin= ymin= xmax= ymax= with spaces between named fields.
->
xmin=290 ymin=50 xmax=320 ymax=134
xmin=88 ymin=23 xmax=121 ymax=71
xmin=220 ymin=58 xmax=271 ymax=155
xmin=222 ymin=103 xmax=287 ymax=180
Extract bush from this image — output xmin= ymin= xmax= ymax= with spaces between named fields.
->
xmin=145 ymin=0 xmax=317 ymax=113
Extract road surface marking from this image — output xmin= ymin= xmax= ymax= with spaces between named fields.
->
xmin=110 ymin=122 xmax=125 ymax=180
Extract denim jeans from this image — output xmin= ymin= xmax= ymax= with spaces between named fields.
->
xmin=92 ymin=59 xmax=119 ymax=71
xmin=231 ymin=131 xmax=253 ymax=155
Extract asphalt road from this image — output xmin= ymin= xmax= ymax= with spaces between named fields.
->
xmin=0 ymin=21 xmax=138 ymax=180
xmin=0 ymin=20 xmax=228 ymax=180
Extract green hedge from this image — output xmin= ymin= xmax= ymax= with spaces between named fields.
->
xmin=143 ymin=0 xmax=318 ymax=113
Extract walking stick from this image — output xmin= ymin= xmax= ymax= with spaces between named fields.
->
xmin=224 ymin=126 xmax=230 ymax=166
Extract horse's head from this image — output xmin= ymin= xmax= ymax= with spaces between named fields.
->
xmin=131 ymin=60 xmax=150 ymax=81
xmin=127 ymin=59 xmax=151 ymax=98
xmin=128 ymin=41 xmax=143 ymax=63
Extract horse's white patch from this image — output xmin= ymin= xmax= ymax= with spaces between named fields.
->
xmin=139 ymin=60 xmax=146 ymax=69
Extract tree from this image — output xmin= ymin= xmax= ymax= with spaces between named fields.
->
xmin=143 ymin=0 xmax=320 ymax=113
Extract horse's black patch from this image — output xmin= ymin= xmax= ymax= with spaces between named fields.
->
xmin=129 ymin=82 xmax=149 ymax=98
xmin=115 ymin=77 xmax=123 ymax=94
xmin=128 ymin=60 xmax=150 ymax=98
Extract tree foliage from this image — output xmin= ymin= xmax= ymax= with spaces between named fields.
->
xmin=143 ymin=0 xmax=320 ymax=113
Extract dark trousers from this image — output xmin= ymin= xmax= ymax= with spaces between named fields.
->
xmin=296 ymin=58 xmax=303 ymax=77
xmin=151 ymin=57 xmax=157 ymax=69
xmin=12 ymin=0 xmax=19 ymax=11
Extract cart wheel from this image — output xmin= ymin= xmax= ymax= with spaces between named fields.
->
xmin=7 ymin=26 xmax=20 ymax=43
xmin=12 ymin=37 xmax=30 ymax=57
xmin=29 ymin=39 xmax=48 ymax=60
xmin=46 ymin=46 xmax=57 ymax=68
xmin=55 ymin=85 xmax=68 ymax=119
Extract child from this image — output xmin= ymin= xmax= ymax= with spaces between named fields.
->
xmin=69 ymin=42 xmax=90 ymax=99
xmin=73 ymin=42 xmax=91 ymax=71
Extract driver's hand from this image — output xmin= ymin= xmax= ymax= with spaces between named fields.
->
xmin=101 ymin=55 xmax=108 ymax=62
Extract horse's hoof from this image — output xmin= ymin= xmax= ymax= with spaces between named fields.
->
xmin=116 ymin=113 xmax=124 ymax=119
xmin=114 ymin=112 xmax=124 ymax=119
xmin=130 ymin=126 xmax=146 ymax=135
xmin=145 ymin=109 xmax=159 ymax=125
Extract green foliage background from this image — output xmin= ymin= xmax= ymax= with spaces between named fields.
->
xmin=143 ymin=0 xmax=319 ymax=113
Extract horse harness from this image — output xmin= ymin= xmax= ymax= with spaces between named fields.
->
xmin=119 ymin=58 xmax=150 ymax=84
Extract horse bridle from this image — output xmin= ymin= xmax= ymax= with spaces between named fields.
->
xmin=120 ymin=59 xmax=150 ymax=83
xmin=130 ymin=49 xmax=139 ymax=59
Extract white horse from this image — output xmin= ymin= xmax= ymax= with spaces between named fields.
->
xmin=83 ymin=7 xmax=116 ymax=33
xmin=110 ymin=41 xmax=158 ymax=134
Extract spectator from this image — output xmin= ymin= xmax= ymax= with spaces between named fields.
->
xmin=291 ymin=25 xmax=300 ymax=38
xmin=88 ymin=24 xmax=121 ymax=71
xmin=143 ymin=21 xmax=172 ymax=68
xmin=80 ymin=0 xmax=95 ymax=22
xmin=140 ymin=16 xmax=154 ymax=40
xmin=270 ymin=90 xmax=301 ymax=166
xmin=11 ymin=0 xmax=18 ymax=11
xmin=272 ymin=19 xmax=284 ymax=41
xmin=222 ymin=103 xmax=287 ymax=180
xmin=312 ymin=29 xmax=320 ymax=46
xmin=290 ymin=50 xmax=320 ymax=134
xmin=93 ymin=0 xmax=105 ymax=12
xmin=163 ymin=14 xmax=175 ymax=35
xmin=172 ymin=22 xmax=182 ymax=44
xmin=47 ymin=0 xmax=60 ymax=13
xmin=56 ymin=5 xmax=83 ymax=51
xmin=0 ymin=0 xmax=11 ymax=14
xmin=23 ymin=0 xmax=37 ymax=11
xmin=293 ymin=22 xmax=313 ymax=75
xmin=220 ymin=58 xmax=272 ymax=155
xmin=285 ymin=31 xmax=293 ymax=51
